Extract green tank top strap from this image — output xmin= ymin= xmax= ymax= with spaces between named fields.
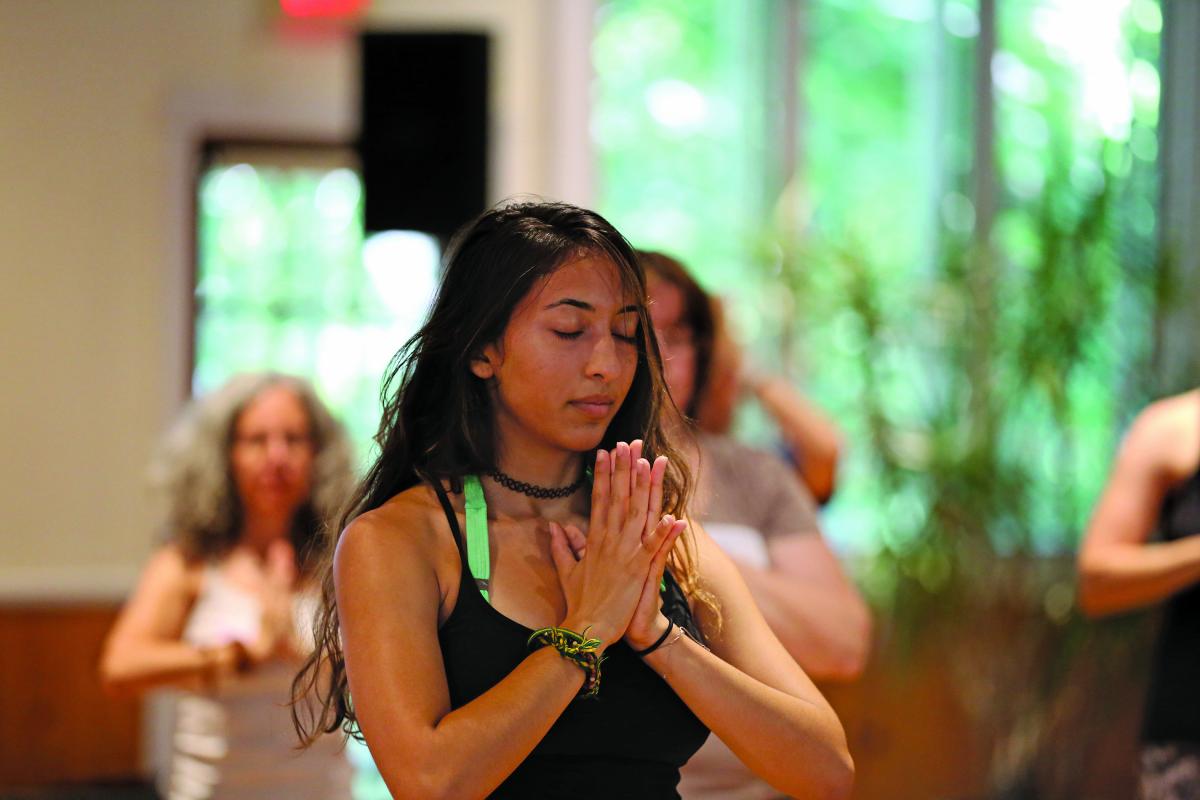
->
xmin=463 ymin=475 xmax=492 ymax=603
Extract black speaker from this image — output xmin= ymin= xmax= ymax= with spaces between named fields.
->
xmin=359 ymin=32 xmax=489 ymax=240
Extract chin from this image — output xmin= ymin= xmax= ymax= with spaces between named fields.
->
xmin=551 ymin=421 xmax=611 ymax=454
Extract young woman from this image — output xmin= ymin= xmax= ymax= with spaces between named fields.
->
xmin=100 ymin=373 xmax=355 ymax=800
xmin=293 ymin=202 xmax=853 ymax=799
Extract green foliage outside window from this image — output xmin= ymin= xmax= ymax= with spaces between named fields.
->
xmin=195 ymin=162 xmax=438 ymax=465
xmin=593 ymin=0 xmax=771 ymax=295
xmin=595 ymin=0 xmax=1161 ymax=564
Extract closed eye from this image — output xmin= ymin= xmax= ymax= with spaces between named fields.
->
xmin=554 ymin=329 xmax=637 ymax=344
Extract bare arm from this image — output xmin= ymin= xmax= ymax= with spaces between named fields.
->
xmin=733 ymin=533 xmax=872 ymax=682
xmin=337 ymin=514 xmax=590 ymax=800
xmin=1078 ymin=398 xmax=1200 ymax=617
xmin=644 ymin=521 xmax=854 ymax=799
xmin=99 ymin=546 xmax=239 ymax=695
xmin=750 ymin=376 xmax=842 ymax=503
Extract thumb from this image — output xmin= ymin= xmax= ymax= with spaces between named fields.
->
xmin=548 ymin=522 xmax=577 ymax=584
xmin=562 ymin=523 xmax=588 ymax=559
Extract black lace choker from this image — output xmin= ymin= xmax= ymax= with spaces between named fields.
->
xmin=489 ymin=469 xmax=586 ymax=499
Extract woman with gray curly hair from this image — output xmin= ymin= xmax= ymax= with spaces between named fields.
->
xmin=100 ymin=372 xmax=355 ymax=800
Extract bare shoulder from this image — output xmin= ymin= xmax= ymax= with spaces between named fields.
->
xmin=1125 ymin=391 xmax=1200 ymax=481
xmin=138 ymin=542 xmax=203 ymax=595
xmin=334 ymin=484 xmax=457 ymax=594
xmin=337 ymin=484 xmax=443 ymax=562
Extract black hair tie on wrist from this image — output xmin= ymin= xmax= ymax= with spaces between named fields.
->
xmin=631 ymin=619 xmax=675 ymax=657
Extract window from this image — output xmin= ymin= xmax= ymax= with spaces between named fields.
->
xmin=594 ymin=1 xmax=1162 ymax=567
xmin=194 ymin=143 xmax=440 ymax=461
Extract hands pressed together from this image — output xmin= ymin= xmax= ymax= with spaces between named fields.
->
xmin=243 ymin=539 xmax=302 ymax=665
xmin=548 ymin=440 xmax=688 ymax=654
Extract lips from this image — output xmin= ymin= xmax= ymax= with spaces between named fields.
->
xmin=569 ymin=396 xmax=615 ymax=419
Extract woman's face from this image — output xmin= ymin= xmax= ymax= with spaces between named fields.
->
xmin=474 ymin=254 xmax=641 ymax=456
xmin=230 ymin=385 xmax=315 ymax=523
xmin=646 ymin=273 xmax=698 ymax=414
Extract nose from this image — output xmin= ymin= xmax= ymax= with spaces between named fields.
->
xmin=584 ymin=331 xmax=623 ymax=380
xmin=265 ymin=435 xmax=291 ymax=466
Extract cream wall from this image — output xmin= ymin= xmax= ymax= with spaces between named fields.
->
xmin=0 ymin=0 xmax=593 ymax=600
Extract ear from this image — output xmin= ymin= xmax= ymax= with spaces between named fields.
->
xmin=469 ymin=342 xmax=501 ymax=380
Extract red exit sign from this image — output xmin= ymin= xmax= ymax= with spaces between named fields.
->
xmin=279 ymin=0 xmax=367 ymax=18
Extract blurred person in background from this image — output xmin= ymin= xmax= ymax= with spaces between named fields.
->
xmin=641 ymin=250 xmax=871 ymax=800
xmin=100 ymin=372 xmax=355 ymax=800
xmin=1079 ymin=389 xmax=1200 ymax=800
xmin=689 ymin=282 xmax=842 ymax=505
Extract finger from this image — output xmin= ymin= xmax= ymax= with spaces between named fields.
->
xmin=644 ymin=456 xmax=668 ymax=537
xmin=607 ymin=441 xmax=631 ymax=537
xmin=266 ymin=540 xmax=297 ymax=587
xmin=665 ymin=519 xmax=687 ymax=552
xmin=548 ymin=522 xmax=578 ymax=583
xmin=644 ymin=513 xmax=675 ymax=549
xmin=563 ymin=523 xmax=588 ymax=560
xmin=589 ymin=449 xmax=610 ymax=547
xmin=627 ymin=458 xmax=652 ymax=538
xmin=650 ymin=521 xmax=687 ymax=578
xmin=629 ymin=440 xmax=645 ymax=503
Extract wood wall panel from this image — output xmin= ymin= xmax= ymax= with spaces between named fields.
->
xmin=0 ymin=606 xmax=141 ymax=788
xmin=0 ymin=604 xmax=1144 ymax=797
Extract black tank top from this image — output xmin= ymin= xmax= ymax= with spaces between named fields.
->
xmin=431 ymin=484 xmax=710 ymax=798
xmin=1144 ymin=463 xmax=1200 ymax=742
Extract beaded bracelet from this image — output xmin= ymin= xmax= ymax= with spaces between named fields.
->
xmin=527 ymin=626 xmax=605 ymax=698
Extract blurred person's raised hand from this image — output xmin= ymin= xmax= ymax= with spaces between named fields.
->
xmin=246 ymin=539 xmax=298 ymax=663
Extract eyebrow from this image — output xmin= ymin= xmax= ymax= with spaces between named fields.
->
xmin=544 ymin=299 xmax=641 ymax=315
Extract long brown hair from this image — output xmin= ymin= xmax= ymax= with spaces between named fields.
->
xmin=293 ymin=201 xmax=712 ymax=744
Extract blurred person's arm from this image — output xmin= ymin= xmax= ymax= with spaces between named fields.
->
xmin=100 ymin=546 xmax=229 ymax=695
xmin=1078 ymin=393 xmax=1200 ymax=617
xmin=748 ymin=373 xmax=843 ymax=504
xmin=718 ymin=444 xmax=871 ymax=682
xmin=99 ymin=544 xmax=291 ymax=695
xmin=733 ymin=532 xmax=872 ymax=683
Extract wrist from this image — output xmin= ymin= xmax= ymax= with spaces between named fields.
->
xmin=742 ymin=367 xmax=768 ymax=396
xmin=624 ymin=613 xmax=671 ymax=652
xmin=527 ymin=625 xmax=605 ymax=698
xmin=559 ymin=616 xmax=615 ymax=653
xmin=198 ymin=642 xmax=248 ymax=690
xmin=753 ymin=375 xmax=788 ymax=405
xmin=641 ymin=623 xmax=694 ymax=676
